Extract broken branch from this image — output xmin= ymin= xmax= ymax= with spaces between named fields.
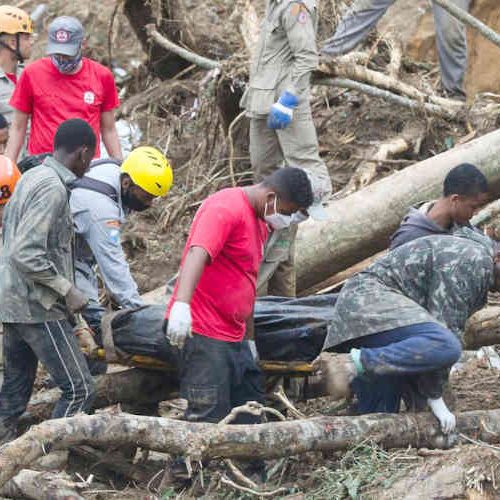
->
xmin=315 ymin=77 xmax=456 ymax=118
xmin=146 ymin=24 xmax=220 ymax=70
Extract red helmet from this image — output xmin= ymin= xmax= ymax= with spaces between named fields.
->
xmin=0 ymin=155 xmax=21 ymax=205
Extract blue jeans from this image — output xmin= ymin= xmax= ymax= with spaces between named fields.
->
xmin=338 ymin=322 xmax=462 ymax=413
xmin=0 ymin=321 xmax=96 ymax=430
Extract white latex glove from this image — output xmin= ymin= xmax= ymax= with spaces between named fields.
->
xmin=166 ymin=301 xmax=192 ymax=349
xmin=247 ymin=340 xmax=259 ymax=362
xmin=428 ymin=397 xmax=456 ymax=434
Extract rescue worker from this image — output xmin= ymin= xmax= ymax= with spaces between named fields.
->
xmin=6 ymin=16 xmax=121 ymax=162
xmin=390 ymin=163 xmax=489 ymax=249
xmin=0 ymin=119 xmax=96 ymax=445
xmin=322 ymin=0 xmax=470 ymax=99
xmin=0 ymin=5 xmax=33 ymax=125
xmin=315 ymin=227 xmax=497 ymax=433
xmin=164 ymin=167 xmax=314 ymax=424
xmin=0 ymin=154 xmax=21 ymax=385
xmin=241 ymin=0 xmax=332 ymax=297
xmin=70 ymin=146 xmax=173 ymax=373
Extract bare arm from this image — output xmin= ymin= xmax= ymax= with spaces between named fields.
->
xmin=245 ymin=303 xmax=255 ymax=340
xmin=100 ymin=111 xmax=122 ymax=160
xmin=5 ymin=110 xmax=29 ymax=162
xmin=176 ymin=246 xmax=211 ymax=303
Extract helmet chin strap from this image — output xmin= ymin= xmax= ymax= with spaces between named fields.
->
xmin=0 ymin=34 xmax=24 ymax=64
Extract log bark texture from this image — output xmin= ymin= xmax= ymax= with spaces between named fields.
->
xmin=2 ymin=410 xmax=500 ymax=486
xmin=463 ymin=306 xmax=500 ymax=350
xmin=295 ymin=128 xmax=500 ymax=291
xmin=0 ymin=469 xmax=84 ymax=500
xmin=21 ymin=369 xmax=179 ymax=427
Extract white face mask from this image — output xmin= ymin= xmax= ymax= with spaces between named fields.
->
xmin=264 ymin=194 xmax=292 ymax=230
xmin=290 ymin=210 xmax=309 ymax=225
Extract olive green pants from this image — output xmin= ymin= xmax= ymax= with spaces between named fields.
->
xmin=250 ymin=115 xmax=330 ymax=297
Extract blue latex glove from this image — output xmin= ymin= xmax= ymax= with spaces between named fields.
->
xmin=267 ymin=91 xmax=299 ymax=130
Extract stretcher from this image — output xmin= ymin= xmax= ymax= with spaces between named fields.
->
xmin=90 ymin=295 xmax=337 ymax=378
xmin=92 ymin=348 xmax=315 ymax=376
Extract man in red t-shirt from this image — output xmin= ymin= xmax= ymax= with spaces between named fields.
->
xmin=5 ymin=16 xmax=121 ymax=161
xmin=164 ymin=167 xmax=314 ymax=424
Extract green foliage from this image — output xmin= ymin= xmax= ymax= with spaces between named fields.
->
xmin=305 ymin=442 xmax=416 ymax=500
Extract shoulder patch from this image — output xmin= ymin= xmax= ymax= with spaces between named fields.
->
xmin=105 ymin=220 xmax=121 ymax=229
xmin=290 ymin=3 xmax=310 ymax=23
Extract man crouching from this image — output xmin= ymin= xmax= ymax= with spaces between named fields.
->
xmin=314 ymin=228 xmax=499 ymax=433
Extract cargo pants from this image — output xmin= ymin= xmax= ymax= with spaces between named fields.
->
xmin=322 ymin=0 xmax=470 ymax=96
xmin=250 ymin=113 xmax=330 ymax=297
xmin=180 ymin=333 xmax=265 ymax=423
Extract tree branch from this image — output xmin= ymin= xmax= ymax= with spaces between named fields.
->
xmin=2 ymin=409 xmax=500 ymax=486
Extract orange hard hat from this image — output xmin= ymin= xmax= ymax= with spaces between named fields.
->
xmin=0 ymin=6 xmax=33 ymax=35
xmin=0 ymin=155 xmax=21 ymax=205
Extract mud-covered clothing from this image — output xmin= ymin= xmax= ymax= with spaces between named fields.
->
xmin=337 ymin=322 xmax=461 ymax=410
xmin=0 ymin=156 xmax=76 ymax=323
xmin=322 ymin=0 xmax=470 ymax=96
xmin=180 ymin=333 xmax=264 ymax=423
xmin=324 ymin=228 xmax=494 ymax=350
xmin=71 ymin=160 xmax=142 ymax=310
xmin=0 ymin=320 xmax=95 ymax=430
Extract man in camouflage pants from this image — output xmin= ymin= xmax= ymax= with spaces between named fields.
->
xmin=241 ymin=0 xmax=332 ymax=297
xmin=315 ymin=227 xmax=499 ymax=434
xmin=322 ymin=0 xmax=470 ymax=99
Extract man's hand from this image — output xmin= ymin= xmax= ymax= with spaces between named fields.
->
xmin=427 ymin=397 xmax=456 ymax=434
xmin=267 ymin=91 xmax=298 ymax=130
xmin=64 ymin=286 xmax=89 ymax=314
xmin=73 ymin=315 xmax=98 ymax=355
xmin=166 ymin=301 xmax=192 ymax=350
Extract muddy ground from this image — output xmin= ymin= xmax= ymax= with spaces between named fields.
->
xmin=9 ymin=0 xmax=500 ymax=498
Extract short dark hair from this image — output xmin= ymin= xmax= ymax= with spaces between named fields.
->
xmin=262 ymin=167 xmax=313 ymax=208
xmin=0 ymin=113 xmax=7 ymax=130
xmin=443 ymin=163 xmax=488 ymax=197
xmin=54 ymin=118 xmax=96 ymax=154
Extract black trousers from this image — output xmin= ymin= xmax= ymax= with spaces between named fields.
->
xmin=180 ymin=333 xmax=265 ymax=423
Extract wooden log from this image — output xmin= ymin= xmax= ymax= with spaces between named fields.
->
xmin=295 ymin=128 xmax=500 ymax=291
xmin=21 ymin=368 xmax=179 ymax=428
xmin=463 ymin=306 xmax=500 ymax=350
xmin=0 ymin=469 xmax=85 ymax=500
xmin=2 ymin=409 xmax=500 ymax=486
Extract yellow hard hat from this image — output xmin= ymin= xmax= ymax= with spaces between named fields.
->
xmin=0 ymin=6 xmax=33 ymax=35
xmin=121 ymin=146 xmax=173 ymax=197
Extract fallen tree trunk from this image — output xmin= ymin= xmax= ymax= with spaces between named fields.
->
xmin=0 ymin=469 xmax=84 ymax=500
xmin=463 ymin=306 xmax=500 ymax=350
xmin=295 ymin=128 xmax=500 ymax=291
xmin=21 ymin=368 xmax=179 ymax=427
xmin=2 ymin=410 xmax=500 ymax=486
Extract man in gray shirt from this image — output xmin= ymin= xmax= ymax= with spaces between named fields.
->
xmin=70 ymin=146 xmax=173 ymax=374
xmin=0 ymin=119 xmax=96 ymax=445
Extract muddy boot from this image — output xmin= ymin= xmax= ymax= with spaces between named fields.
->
xmin=312 ymin=352 xmax=357 ymax=401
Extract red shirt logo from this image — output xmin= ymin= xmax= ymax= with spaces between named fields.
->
xmin=55 ymin=30 xmax=70 ymax=43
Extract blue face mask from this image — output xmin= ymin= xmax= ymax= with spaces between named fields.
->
xmin=51 ymin=51 xmax=82 ymax=74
